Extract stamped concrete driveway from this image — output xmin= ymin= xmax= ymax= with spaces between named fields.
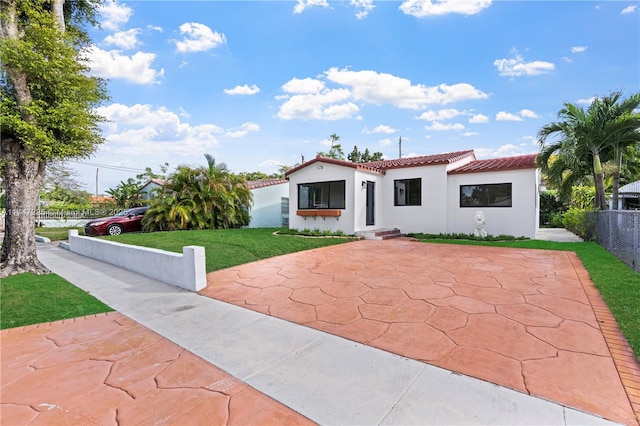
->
xmin=202 ymin=239 xmax=640 ymax=425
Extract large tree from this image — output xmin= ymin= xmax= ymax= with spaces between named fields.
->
xmin=317 ymin=133 xmax=345 ymax=160
xmin=1 ymin=0 xmax=107 ymax=277
xmin=537 ymin=92 xmax=640 ymax=211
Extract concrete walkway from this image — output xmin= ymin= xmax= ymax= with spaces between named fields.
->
xmin=2 ymin=242 xmax=634 ymax=425
xmin=535 ymin=228 xmax=584 ymax=242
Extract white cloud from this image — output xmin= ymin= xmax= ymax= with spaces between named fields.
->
xmin=522 ymin=135 xmax=537 ymax=145
xmin=469 ymin=114 xmax=489 ymax=123
xmin=224 ymin=84 xmax=260 ymax=95
xmin=399 ymin=0 xmax=491 ymax=17
xmin=294 ymin=0 xmax=329 ymax=14
xmin=352 ymin=0 xmax=375 ymax=19
xmin=224 ymin=121 xmax=260 ymax=138
xmin=325 ymin=67 xmax=488 ymax=108
xmin=562 ymin=56 xmax=573 ymax=63
xmin=379 ymin=138 xmax=394 ymax=146
xmin=98 ymin=0 xmax=132 ymax=31
xmin=85 ymin=46 xmax=164 ymax=84
xmin=277 ymin=88 xmax=359 ymax=121
xmin=174 ymin=23 xmax=226 ymax=53
xmin=424 ymin=122 xmax=465 ymax=131
xmin=147 ymin=25 xmax=163 ymax=32
xmin=475 ymin=144 xmax=534 ymax=159
xmin=571 ymin=46 xmax=588 ymax=53
xmin=496 ymin=111 xmax=524 ymax=121
xmin=621 ymin=5 xmax=637 ymax=14
xmin=282 ymin=78 xmax=325 ymax=94
xmin=363 ymin=125 xmax=397 ymax=134
xmin=96 ymin=103 xmax=223 ymax=156
xmin=258 ymin=159 xmax=284 ymax=169
xmin=104 ymin=29 xmax=141 ymax=49
xmin=417 ymin=108 xmax=465 ymax=121
xmin=519 ymin=109 xmax=540 ymax=118
xmin=577 ymin=97 xmax=595 ymax=105
xmin=494 ymin=51 xmax=555 ymax=76
xmin=461 ymin=132 xmax=478 ymax=137
xmin=277 ymin=68 xmax=488 ymax=121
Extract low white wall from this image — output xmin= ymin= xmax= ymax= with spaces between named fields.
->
xmin=67 ymin=230 xmax=206 ymax=291
xmin=39 ymin=219 xmax=89 ymax=228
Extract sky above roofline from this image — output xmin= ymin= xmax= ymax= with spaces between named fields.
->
xmin=65 ymin=0 xmax=639 ymax=194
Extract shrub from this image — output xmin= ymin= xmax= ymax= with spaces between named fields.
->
xmin=408 ymin=232 xmax=528 ymax=241
xmin=540 ymin=190 xmax=566 ymax=226
xmin=561 ymin=208 xmax=596 ymax=240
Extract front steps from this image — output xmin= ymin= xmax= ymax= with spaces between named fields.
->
xmin=355 ymin=228 xmax=404 ymax=240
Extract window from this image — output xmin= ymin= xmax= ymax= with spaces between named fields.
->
xmin=394 ymin=178 xmax=421 ymax=206
xmin=460 ymin=183 xmax=512 ymax=207
xmin=298 ymin=180 xmax=345 ymax=209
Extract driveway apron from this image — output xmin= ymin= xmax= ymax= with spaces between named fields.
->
xmin=202 ymin=239 xmax=639 ymax=425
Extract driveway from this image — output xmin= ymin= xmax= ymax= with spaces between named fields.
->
xmin=202 ymin=239 xmax=639 ymax=425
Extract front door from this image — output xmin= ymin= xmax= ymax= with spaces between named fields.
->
xmin=366 ymin=181 xmax=375 ymax=226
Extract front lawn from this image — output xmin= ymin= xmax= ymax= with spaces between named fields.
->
xmin=1 ymin=273 xmax=113 ymax=329
xmin=411 ymin=238 xmax=640 ymax=360
xmin=105 ymin=227 xmax=356 ymax=272
xmin=36 ymin=227 xmax=83 ymax=241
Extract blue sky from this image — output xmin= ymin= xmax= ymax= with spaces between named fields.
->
xmin=71 ymin=0 xmax=639 ymax=194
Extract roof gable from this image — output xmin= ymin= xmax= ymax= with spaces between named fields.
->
xmin=365 ymin=150 xmax=475 ymax=170
xmin=448 ymin=154 xmax=538 ymax=174
xmin=285 ymin=155 xmax=385 ymax=177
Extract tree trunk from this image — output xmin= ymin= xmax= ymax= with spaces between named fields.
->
xmin=592 ymin=153 xmax=608 ymax=210
xmin=611 ymin=149 xmax=622 ymax=210
xmin=0 ymin=139 xmax=49 ymax=277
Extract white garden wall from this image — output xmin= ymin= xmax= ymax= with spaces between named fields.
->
xmin=67 ymin=230 xmax=206 ymax=291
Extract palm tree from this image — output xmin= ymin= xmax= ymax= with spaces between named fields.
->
xmin=142 ymin=155 xmax=252 ymax=231
xmin=537 ymin=92 xmax=640 ymax=210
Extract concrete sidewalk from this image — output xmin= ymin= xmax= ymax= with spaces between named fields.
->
xmin=36 ymin=243 xmax=619 ymax=425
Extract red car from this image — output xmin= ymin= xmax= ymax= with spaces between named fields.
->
xmin=84 ymin=207 xmax=149 ymax=236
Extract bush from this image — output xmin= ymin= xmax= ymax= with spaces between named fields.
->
xmin=561 ymin=208 xmax=596 ymax=240
xmin=408 ymin=232 xmax=529 ymax=241
xmin=550 ymin=211 xmax=565 ymax=228
xmin=539 ymin=191 xmax=566 ymax=226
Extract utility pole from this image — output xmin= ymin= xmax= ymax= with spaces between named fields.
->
xmin=95 ymin=168 xmax=99 ymax=196
xmin=398 ymin=137 xmax=402 ymax=159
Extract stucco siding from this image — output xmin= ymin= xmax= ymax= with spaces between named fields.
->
xmin=248 ymin=183 xmax=289 ymax=228
xmin=288 ymin=163 xmax=358 ymax=234
xmin=446 ymin=169 xmax=539 ymax=238
xmin=381 ymin=166 xmax=449 ymax=234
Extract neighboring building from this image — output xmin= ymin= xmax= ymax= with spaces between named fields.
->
xmin=139 ymin=179 xmax=166 ymax=201
xmin=614 ymin=180 xmax=640 ymax=210
xmin=285 ymin=150 xmax=540 ymax=238
xmin=246 ymin=179 xmax=289 ymax=228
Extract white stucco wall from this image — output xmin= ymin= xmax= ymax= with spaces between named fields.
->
xmin=380 ymin=165 xmax=449 ymax=234
xmin=288 ymin=162 xmax=361 ymax=234
xmin=248 ymin=183 xmax=289 ymax=228
xmin=446 ymin=169 xmax=540 ymax=238
xmin=353 ymin=170 xmax=385 ymax=232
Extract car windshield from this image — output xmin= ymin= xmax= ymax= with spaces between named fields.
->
xmin=115 ymin=209 xmax=133 ymax=217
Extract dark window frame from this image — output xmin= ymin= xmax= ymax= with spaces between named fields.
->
xmin=297 ymin=180 xmax=346 ymax=210
xmin=394 ymin=178 xmax=422 ymax=206
xmin=459 ymin=183 xmax=513 ymax=208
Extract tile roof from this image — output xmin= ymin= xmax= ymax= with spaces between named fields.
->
xmin=285 ymin=155 xmax=385 ymax=177
xmin=365 ymin=150 xmax=475 ymax=170
xmin=246 ymin=178 xmax=288 ymax=190
xmin=285 ymin=150 xmax=475 ymax=176
xmin=448 ymin=154 xmax=538 ymax=174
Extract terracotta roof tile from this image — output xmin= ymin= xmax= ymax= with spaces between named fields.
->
xmin=448 ymin=154 xmax=538 ymax=174
xmin=247 ymin=178 xmax=288 ymax=190
xmin=285 ymin=155 xmax=385 ymax=177
xmin=365 ymin=150 xmax=475 ymax=170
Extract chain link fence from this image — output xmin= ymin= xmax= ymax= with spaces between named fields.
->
xmin=590 ymin=211 xmax=640 ymax=272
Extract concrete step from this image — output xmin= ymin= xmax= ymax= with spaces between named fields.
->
xmin=356 ymin=228 xmax=404 ymax=240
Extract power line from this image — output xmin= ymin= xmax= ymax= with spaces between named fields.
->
xmin=68 ymin=160 xmax=147 ymax=174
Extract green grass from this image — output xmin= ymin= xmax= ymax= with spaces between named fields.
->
xmin=105 ymin=227 xmax=356 ymax=272
xmin=1 ymin=273 xmax=113 ymax=329
xmin=412 ymin=237 xmax=640 ymax=360
xmin=35 ymin=227 xmax=83 ymax=241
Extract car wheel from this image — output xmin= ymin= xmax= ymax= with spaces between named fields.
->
xmin=106 ymin=224 xmax=123 ymax=235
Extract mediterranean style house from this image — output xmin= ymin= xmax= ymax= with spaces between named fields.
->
xmin=285 ymin=150 xmax=541 ymax=238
